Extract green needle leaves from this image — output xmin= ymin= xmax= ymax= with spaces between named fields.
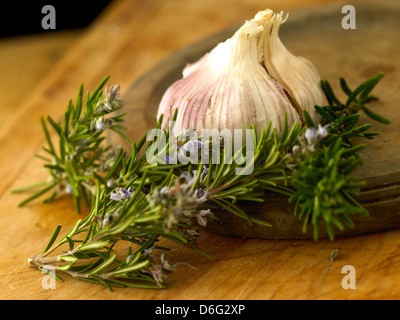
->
xmin=20 ymin=72 xmax=387 ymax=290
xmin=13 ymin=77 xmax=126 ymax=212
xmin=290 ymin=72 xmax=388 ymax=239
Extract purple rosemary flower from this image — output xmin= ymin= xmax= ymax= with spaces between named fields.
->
xmin=149 ymin=264 xmax=167 ymax=287
xmin=179 ymin=140 xmax=203 ymax=158
xmin=196 ymin=209 xmax=213 ymax=227
xmin=110 ymin=187 xmax=134 ymax=201
xmin=304 ymin=124 xmax=330 ymax=146
xmin=194 ymin=188 xmax=208 ymax=203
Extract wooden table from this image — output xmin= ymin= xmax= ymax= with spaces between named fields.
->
xmin=0 ymin=0 xmax=397 ymax=300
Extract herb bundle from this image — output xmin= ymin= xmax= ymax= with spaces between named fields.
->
xmin=14 ymin=72 xmax=388 ymax=290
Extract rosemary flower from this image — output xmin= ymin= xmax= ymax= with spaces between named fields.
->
xmin=110 ymin=187 xmax=134 ymax=201
xmin=97 ymin=84 xmax=124 ymax=113
xmin=194 ymin=188 xmax=208 ymax=203
xmin=160 ymin=253 xmax=175 ymax=272
xmin=291 ymin=123 xmax=330 ymax=157
xmin=96 ymin=117 xmax=106 ymax=131
xmin=91 ymin=116 xmax=114 ymax=132
xmin=106 ymin=179 xmax=115 ymax=188
xmin=143 ymin=246 xmax=156 ymax=256
xmin=160 ymin=186 xmax=170 ymax=196
xmin=148 ymin=254 xmax=176 ymax=287
xmin=64 ymin=184 xmax=73 ymax=194
xmin=178 ymin=139 xmax=204 ymax=163
xmin=180 ymin=140 xmax=202 ymax=155
xmin=149 ymin=264 xmax=167 ymax=287
xmin=304 ymin=124 xmax=330 ymax=146
xmin=196 ymin=209 xmax=213 ymax=227
xmin=191 ymin=165 xmax=210 ymax=183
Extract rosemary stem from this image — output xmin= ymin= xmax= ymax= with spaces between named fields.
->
xmin=28 ymin=255 xmax=60 ymax=266
xmin=11 ymin=181 xmax=49 ymax=193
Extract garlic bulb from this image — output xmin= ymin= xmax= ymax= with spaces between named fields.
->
xmin=157 ymin=9 xmax=323 ymax=138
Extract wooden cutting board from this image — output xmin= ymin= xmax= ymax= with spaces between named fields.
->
xmin=3 ymin=0 xmax=400 ymax=301
xmin=115 ymin=1 xmax=400 ymax=239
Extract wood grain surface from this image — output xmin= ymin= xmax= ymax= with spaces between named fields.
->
xmin=1 ymin=0 xmax=399 ymax=300
xmin=120 ymin=0 xmax=400 ymax=240
xmin=0 ymin=30 xmax=82 ymax=128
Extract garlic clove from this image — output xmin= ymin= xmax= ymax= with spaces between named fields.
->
xmin=261 ymin=11 xmax=323 ymax=121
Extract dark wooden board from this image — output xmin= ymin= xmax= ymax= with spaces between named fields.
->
xmin=113 ymin=1 xmax=400 ymax=239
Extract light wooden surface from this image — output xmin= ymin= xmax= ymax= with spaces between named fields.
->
xmin=0 ymin=0 xmax=398 ymax=300
xmin=0 ymin=30 xmax=83 ymax=129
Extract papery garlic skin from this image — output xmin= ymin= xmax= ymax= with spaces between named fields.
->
xmin=261 ymin=11 xmax=323 ymax=122
xmin=157 ymin=9 xmax=323 ymax=138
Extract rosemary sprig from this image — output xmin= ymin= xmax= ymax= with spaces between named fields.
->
xmin=289 ymin=72 xmax=389 ymax=239
xmin=17 ymin=72 xmax=387 ymax=289
xmin=28 ymin=176 xmax=206 ymax=290
xmin=186 ymin=118 xmax=303 ymax=226
xmin=12 ymin=76 xmax=127 ymax=212
xmin=319 ymin=71 xmax=389 ymax=151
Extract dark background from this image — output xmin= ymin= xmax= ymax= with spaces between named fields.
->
xmin=0 ymin=1 xmax=113 ymax=38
